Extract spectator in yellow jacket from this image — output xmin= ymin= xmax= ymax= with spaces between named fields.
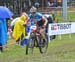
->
xmin=13 ymin=13 xmax=29 ymax=45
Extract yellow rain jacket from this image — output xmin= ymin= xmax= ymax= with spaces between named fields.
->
xmin=13 ymin=15 xmax=26 ymax=40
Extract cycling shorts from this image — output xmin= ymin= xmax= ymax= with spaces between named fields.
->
xmin=37 ymin=19 xmax=45 ymax=27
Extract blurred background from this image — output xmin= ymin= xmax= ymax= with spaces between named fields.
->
xmin=0 ymin=0 xmax=75 ymax=21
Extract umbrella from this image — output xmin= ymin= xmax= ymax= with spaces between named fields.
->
xmin=0 ymin=6 xmax=13 ymax=18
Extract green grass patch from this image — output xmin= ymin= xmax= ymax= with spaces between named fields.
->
xmin=0 ymin=34 xmax=75 ymax=62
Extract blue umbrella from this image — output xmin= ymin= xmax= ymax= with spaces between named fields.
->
xmin=0 ymin=6 xmax=13 ymax=18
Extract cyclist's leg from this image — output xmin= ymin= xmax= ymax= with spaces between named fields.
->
xmin=39 ymin=27 xmax=46 ymax=38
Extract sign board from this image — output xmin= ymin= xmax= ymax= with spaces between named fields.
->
xmin=48 ymin=22 xmax=75 ymax=36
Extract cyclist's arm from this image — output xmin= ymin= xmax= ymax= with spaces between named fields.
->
xmin=42 ymin=17 xmax=48 ymax=26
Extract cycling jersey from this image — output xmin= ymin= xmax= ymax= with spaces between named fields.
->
xmin=26 ymin=12 xmax=45 ymax=33
xmin=29 ymin=12 xmax=42 ymax=25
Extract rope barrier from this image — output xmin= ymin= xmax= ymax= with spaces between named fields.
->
xmin=0 ymin=42 xmax=16 ymax=48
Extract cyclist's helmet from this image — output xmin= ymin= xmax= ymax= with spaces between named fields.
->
xmin=30 ymin=6 xmax=37 ymax=13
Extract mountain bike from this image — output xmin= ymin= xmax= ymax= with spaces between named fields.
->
xmin=26 ymin=25 xmax=48 ymax=55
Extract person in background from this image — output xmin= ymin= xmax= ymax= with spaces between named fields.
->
xmin=12 ymin=13 xmax=29 ymax=45
xmin=0 ymin=18 xmax=8 ymax=53
xmin=35 ymin=2 xmax=40 ymax=9
xmin=43 ymin=13 xmax=56 ymax=40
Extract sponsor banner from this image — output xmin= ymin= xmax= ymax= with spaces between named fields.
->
xmin=48 ymin=22 xmax=75 ymax=36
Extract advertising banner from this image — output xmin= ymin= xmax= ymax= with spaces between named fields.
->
xmin=48 ymin=22 xmax=75 ymax=36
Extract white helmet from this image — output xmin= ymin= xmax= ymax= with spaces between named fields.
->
xmin=30 ymin=6 xmax=37 ymax=13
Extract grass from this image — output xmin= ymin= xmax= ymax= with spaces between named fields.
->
xmin=0 ymin=34 xmax=75 ymax=62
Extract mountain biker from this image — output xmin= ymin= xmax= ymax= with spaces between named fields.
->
xmin=28 ymin=6 xmax=48 ymax=36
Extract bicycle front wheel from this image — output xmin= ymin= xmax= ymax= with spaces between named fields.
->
xmin=39 ymin=33 xmax=48 ymax=53
xmin=26 ymin=32 xmax=35 ymax=55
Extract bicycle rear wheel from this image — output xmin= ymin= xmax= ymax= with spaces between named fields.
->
xmin=38 ymin=33 xmax=48 ymax=53
xmin=26 ymin=32 xmax=35 ymax=55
